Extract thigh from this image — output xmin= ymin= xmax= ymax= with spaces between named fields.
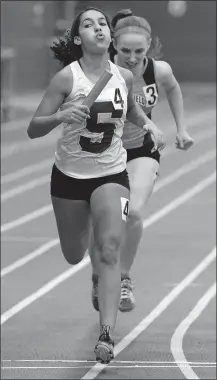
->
xmin=51 ymin=196 xmax=91 ymax=264
xmin=90 ymin=183 xmax=130 ymax=250
xmin=127 ymin=157 xmax=159 ymax=211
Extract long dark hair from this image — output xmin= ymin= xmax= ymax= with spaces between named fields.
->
xmin=110 ymin=8 xmax=163 ymax=61
xmin=50 ymin=7 xmax=112 ymax=68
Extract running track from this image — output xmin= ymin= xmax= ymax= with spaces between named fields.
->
xmin=1 ymin=83 xmax=216 ymax=379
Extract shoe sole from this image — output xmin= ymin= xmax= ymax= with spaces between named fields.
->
xmin=94 ymin=342 xmax=114 ymax=364
xmin=119 ymin=300 xmax=135 ymax=312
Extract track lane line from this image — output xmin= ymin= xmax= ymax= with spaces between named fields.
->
xmin=1 ymin=109 xmax=215 ymax=182
xmin=1 ymin=173 xmax=215 ymax=325
xmin=81 ymin=248 xmax=216 ymax=379
xmin=1 ymin=130 xmax=215 ymax=231
xmin=171 ymin=283 xmax=216 ymax=379
xmin=1 ymin=151 xmax=215 ymax=276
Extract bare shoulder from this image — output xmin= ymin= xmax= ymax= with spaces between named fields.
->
xmin=49 ymin=65 xmax=73 ymax=97
xmin=116 ymin=65 xmax=134 ymax=89
xmin=154 ymin=60 xmax=174 ymax=84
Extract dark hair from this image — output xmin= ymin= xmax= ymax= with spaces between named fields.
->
xmin=110 ymin=8 xmax=163 ymax=61
xmin=50 ymin=7 xmax=112 ymax=67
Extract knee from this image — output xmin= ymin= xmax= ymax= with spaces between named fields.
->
xmin=128 ymin=209 xmax=143 ymax=234
xmin=60 ymin=240 xmax=86 ymax=265
xmin=98 ymin=237 xmax=121 ymax=266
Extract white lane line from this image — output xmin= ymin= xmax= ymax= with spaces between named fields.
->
xmin=171 ymin=283 xmax=216 ymax=379
xmin=1 ymin=236 xmax=54 ymax=243
xmin=143 ymin=173 xmax=216 ymax=229
xmin=1 ymin=131 xmax=59 ymax=159
xmin=1 ymin=107 xmax=215 ymax=166
xmin=1 ymin=152 xmax=215 ymax=276
xmin=1 ymin=360 xmax=216 ymax=364
xmin=1 ymin=123 xmax=215 ymax=191
xmin=81 ymin=247 xmax=216 ymax=379
xmin=1 ymin=174 xmax=215 ymax=325
xmin=1 ymin=143 xmax=215 ymax=233
xmin=1 ymin=118 xmax=32 ymax=133
xmin=1 ymin=239 xmax=59 ymax=277
xmin=1 ymin=256 xmax=90 ymax=325
xmin=0 ymin=98 xmax=212 ymax=135
xmin=1 ymin=158 xmax=53 ymax=185
xmin=161 ymin=127 xmax=215 ymax=158
xmin=1 ymin=205 xmax=52 ymax=233
xmin=1 ymin=365 xmax=216 ymax=370
xmin=154 ymin=150 xmax=215 ymax=192
xmin=1 ymin=128 xmax=215 ymax=203
xmin=1 ymin=175 xmax=49 ymax=202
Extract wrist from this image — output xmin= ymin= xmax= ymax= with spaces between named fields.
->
xmin=55 ymin=112 xmax=61 ymax=123
xmin=176 ymin=122 xmax=186 ymax=132
xmin=143 ymin=124 xmax=150 ymax=133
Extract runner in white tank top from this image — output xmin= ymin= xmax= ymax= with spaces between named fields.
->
xmin=90 ymin=9 xmax=194 ymax=315
xmin=55 ymin=60 xmax=128 ymax=178
xmin=27 ymin=7 xmax=162 ymax=364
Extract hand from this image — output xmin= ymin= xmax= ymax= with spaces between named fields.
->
xmin=57 ymin=105 xmax=90 ymax=124
xmin=176 ymin=130 xmax=195 ymax=150
xmin=147 ymin=120 xmax=166 ymax=153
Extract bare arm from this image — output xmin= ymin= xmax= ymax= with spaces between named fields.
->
xmin=119 ymin=66 xmax=165 ymax=151
xmin=27 ymin=68 xmax=70 ymax=139
xmin=155 ymin=60 xmax=194 ymax=149
xmin=155 ymin=61 xmax=185 ymax=133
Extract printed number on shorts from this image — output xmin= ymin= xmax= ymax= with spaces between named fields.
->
xmin=121 ymin=197 xmax=129 ymax=221
xmin=142 ymin=84 xmax=158 ymax=106
xmin=79 ymin=89 xmax=124 ymax=154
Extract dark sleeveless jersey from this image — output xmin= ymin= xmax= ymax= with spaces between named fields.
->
xmin=112 ymin=54 xmax=159 ymax=149
xmin=123 ymin=57 xmax=159 ymax=149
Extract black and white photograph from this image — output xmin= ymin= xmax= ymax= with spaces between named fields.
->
xmin=1 ymin=1 xmax=216 ymax=379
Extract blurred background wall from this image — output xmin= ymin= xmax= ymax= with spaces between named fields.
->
xmin=1 ymin=0 xmax=216 ymax=95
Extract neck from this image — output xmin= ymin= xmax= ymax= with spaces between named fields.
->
xmin=80 ymin=52 xmax=110 ymax=76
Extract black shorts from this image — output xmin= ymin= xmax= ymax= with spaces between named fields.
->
xmin=126 ymin=132 xmax=160 ymax=163
xmin=50 ymin=164 xmax=130 ymax=202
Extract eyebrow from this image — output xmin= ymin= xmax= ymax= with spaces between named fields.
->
xmin=121 ymin=47 xmax=145 ymax=51
xmin=82 ymin=17 xmax=106 ymax=24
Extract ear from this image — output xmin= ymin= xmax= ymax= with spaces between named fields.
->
xmin=74 ymin=36 xmax=81 ymax=45
xmin=147 ymin=37 xmax=152 ymax=51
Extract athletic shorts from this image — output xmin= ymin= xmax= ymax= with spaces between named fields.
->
xmin=126 ymin=132 xmax=160 ymax=163
xmin=50 ymin=164 xmax=130 ymax=202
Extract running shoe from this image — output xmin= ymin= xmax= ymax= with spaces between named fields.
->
xmin=119 ymin=278 xmax=136 ymax=312
xmin=94 ymin=326 xmax=114 ymax=364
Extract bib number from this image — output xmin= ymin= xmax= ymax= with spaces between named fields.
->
xmin=79 ymin=89 xmax=124 ymax=154
xmin=121 ymin=197 xmax=129 ymax=221
xmin=142 ymin=84 xmax=158 ymax=106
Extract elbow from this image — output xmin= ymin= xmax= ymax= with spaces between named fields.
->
xmin=27 ymin=120 xmax=37 ymax=139
xmin=27 ymin=126 xmax=34 ymax=139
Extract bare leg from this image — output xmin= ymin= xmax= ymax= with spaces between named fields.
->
xmin=120 ymin=157 xmax=159 ymax=276
xmin=51 ymin=196 xmax=90 ymax=264
xmin=90 ymin=183 xmax=129 ymax=335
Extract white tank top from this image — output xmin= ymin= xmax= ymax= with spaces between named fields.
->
xmin=55 ymin=60 xmax=128 ymax=179
xmin=121 ymin=58 xmax=159 ymax=149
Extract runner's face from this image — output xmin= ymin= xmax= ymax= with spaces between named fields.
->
xmin=78 ymin=10 xmax=111 ymax=54
xmin=115 ymin=33 xmax=150 ymax=73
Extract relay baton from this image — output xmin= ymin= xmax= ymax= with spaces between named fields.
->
xmin=82 ymin=69 xmax=113 ymax=108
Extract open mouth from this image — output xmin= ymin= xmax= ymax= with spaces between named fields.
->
xmin=96 ymin=34 xmax=105 ymax=41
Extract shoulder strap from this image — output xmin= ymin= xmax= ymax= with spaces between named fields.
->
xmin=142 ymin=58 xmax=156 ymax=86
